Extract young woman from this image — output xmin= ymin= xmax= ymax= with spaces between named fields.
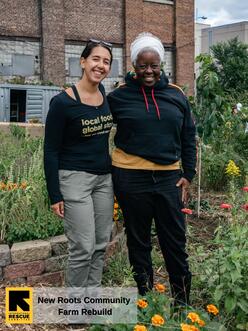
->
xmin=108 ymin=33 xmax=196 ymax=306
xmin=44 ymin=40 xmax=114 ymax=287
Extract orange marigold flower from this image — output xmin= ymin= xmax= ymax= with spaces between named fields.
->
xmin=198 ymin=320 xmax=206 ymax=327
xmin=136 ymin=299 xmax=148 ymax=309
xmin=6 ymin=182 xmax=14 ymax=190
xmin=187 ymin=312 xmax=200 ymax=323
xmin=114 ymin=202 xmax=119 ymax=209
xmin=0 ymin=182 xmax=6 ymax=190
xmin=133 ymin=325 xmax=148 ymax=331
xmin=12 ymin=183 xmax=18 ymax=190
xmin=20 ymin=181 xmax=27 ymax=189
xmin=154 ymin=283 xmax=166 ymax=293
xmin=206 ymin=304 xmax=219 ymax=315
xmin=242 ymin=203 xmax=248 ymax=211
xmin=181 ymin=323 xmax=199 ymax=331
xmin=242 ymin=186 xmax=248 ymax=192
xmin=220 ymin=203 xmax=232 ymax=209
xmin=151 ymin=314 xmax=165 ymax=326
xmin=181 ymin=208 xmax=193 ymax=215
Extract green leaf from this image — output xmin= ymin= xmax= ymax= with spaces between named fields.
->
xmin=225 ymin=294 xmax=237 ymax=313
xmin=237 ymin=299 xmax=248 ymax=314
xmin=214 ymin=286 xmax=224 ymax=302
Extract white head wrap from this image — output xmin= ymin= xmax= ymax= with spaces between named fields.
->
xmin=130 ymin=32 xmax=165 ymax=64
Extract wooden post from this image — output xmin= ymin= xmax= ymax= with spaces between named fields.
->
xmin=197 ymin=139 xmax=202 ymax=218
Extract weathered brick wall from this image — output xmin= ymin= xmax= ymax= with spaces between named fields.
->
xmin=64 ymin=0 xmax=124 ymax=44
xmin=0 ymin=0 xmax=194 ymax=93
xmin=40 ymin=0 xmax=65 ymax=86
xmin=143 ymin=2 xmax=174 ymax=44
xmin=0 ymin=0 xmax=40 ymax=37
xmin=175 ymin=0 xmax=194 ymax=94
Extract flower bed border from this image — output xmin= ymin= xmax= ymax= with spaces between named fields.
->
xmin=0 ymin=223 xmax=124 ymax=286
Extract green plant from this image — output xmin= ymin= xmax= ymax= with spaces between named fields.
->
xmin=0 ymin=132 xmax=64 ymax=243
xmin=102 ymin=238 xmax=134 ymax=287
xmin=191 ymin=182 xmax=248 ymax=330
xmin=9 ymin=124 xmax=26 ymax=139
xmin=89 ymin=287 xmax=226 ymax=331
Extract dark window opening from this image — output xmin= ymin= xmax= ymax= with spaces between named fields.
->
xmin=10 ymin=90 xmax=26 ymax=122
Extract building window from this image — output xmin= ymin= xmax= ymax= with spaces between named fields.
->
xmin=144 ymin=0 xmax=174 ymax=5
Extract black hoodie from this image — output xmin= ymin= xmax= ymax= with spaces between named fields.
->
xmin=107 ymin=71 xmax=196 ymax=181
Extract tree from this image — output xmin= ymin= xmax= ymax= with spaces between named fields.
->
xmin=210 ymin=37 xmax=248 ymax=94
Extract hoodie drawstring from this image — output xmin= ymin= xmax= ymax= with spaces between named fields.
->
xmin=141 ymin=86 xmax=149 ymax=113
xmin=141 ymin=86 xmax=161 ymax=120
xmin=151 ymin=88 xmax=161 ymax=120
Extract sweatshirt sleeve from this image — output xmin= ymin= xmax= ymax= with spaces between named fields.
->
xmin=107 ymin=92 xmax=117 ymax=124
xmin=181 ymin=98 xmax=197 ymax=182
xmin=44 ymin=95 xmax=66 ymax=204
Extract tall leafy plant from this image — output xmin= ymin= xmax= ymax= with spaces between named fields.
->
xmin=194 ymin=54 xmax=228 ymax=143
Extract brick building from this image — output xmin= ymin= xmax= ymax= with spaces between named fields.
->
xmin=0 ymin=0 xmax=194 ymax=119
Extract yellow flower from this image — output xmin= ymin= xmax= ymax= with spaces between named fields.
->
xmin=114 ymin=202 xmax=119 ymax=209
xmin=225 ymin=160 xmax=241 ymax=177
xmin=113 ymin=209 xmax=118 ymax=216
xmin=187 ymin=312 xmax=200 ymax=323
xmin=225 ymin=121 xmax=232 ymax=129
xmin=136 ymin=299 xmax=148 ymax=309
xmin=133 ymin=325 xmax=148 ymax=331
xmin=154 ymin=283 xmax=166 ymax=293
xmin=151 ymin=314 xmax=165 ymax=326
xmin=206 ymin=304 xmax=219 ymax=315
xmin=198 ymin=320 xmax=206 ymax=327
xmin=181 ymin=324 xmax=199 ymax=331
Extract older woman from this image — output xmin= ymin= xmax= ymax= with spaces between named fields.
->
xmin=108 ymin=33 xmax=196 ymax=306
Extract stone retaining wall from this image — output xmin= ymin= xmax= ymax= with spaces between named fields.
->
xmin=0 ymin=223 xmax=124 ymax=286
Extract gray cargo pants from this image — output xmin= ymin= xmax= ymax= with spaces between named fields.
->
xmin=59 ymin=170 xmax=113 ymax=287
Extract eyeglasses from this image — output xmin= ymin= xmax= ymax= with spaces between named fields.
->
xmin=86 ymin=39 xmax=112 ymax=50
xmin=135 ymin=63 xmax=161 ymax=70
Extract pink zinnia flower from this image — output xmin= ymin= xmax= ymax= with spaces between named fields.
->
xmin=242 ymin=187 xmax=248 ymax=192
xmin=181 ymin=208 xmax=193 ymax=215
xmin=220 ymin=203 xmax=232 ymax=209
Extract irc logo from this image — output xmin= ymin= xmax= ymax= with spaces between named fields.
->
xmin=5 ymin=287 xmax=33 ymax=324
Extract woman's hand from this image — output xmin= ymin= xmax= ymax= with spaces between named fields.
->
xmin=51 ymin=201 xmax=64 ymax=218
xmin=176 ymin=177 xmax=190 ymax=204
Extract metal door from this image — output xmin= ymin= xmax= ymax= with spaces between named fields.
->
xmin=26 ymin=88 xmax=43 ymax=122
xmin=0 ymin=87 xmax=10 ymax=122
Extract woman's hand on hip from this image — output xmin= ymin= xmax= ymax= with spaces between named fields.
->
xmin=51 ymin=201 xmax=64 ymax=218
xmin=176 ymin=177 xmax=190 ymax=204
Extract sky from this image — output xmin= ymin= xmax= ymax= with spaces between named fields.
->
xmin=195 ymin=1 xmax=248 ymax=27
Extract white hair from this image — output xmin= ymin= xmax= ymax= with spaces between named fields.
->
xmin=130 ymin=32 xmax=165 ymax=65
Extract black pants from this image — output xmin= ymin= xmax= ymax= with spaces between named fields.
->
xmin=112 ymin=167 xmax=191 ymax=300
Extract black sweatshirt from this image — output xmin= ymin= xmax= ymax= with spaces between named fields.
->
xmin=107 ymin=71 xmax=196 ymax=181
xmin=44 ymin=84 xmax=113 ymax=204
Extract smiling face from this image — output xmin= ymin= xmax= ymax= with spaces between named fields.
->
xmin=80 ymin=46 xmax=111 ymax=84
xmin=134 ymin=50 xmax=161 ymax=87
